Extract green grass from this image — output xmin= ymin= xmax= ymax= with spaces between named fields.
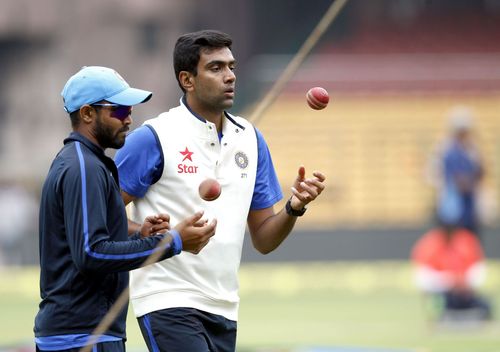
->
xmin=2 ymin=261 xmax=500 ymax=351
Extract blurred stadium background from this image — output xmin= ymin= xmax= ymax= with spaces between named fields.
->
xmin=0 ymin=0 xmax=500 ymax=351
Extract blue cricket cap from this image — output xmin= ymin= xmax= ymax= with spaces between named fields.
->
xmin=61 ymin=66 xmax=152 ymax=113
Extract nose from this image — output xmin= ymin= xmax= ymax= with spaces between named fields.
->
xmin=124 ymin=107 xmax=133 ymax=124
xmin=225 ymin=67 xmax=236 ymax=83
xmin=123 ymin=115 xmax=133 ymax=125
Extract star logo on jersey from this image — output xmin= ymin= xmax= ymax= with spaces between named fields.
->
xmin=180 ymin=147 xmax=194 ymax=162
xmin=178 ymin=147 xmax=198 ymax=174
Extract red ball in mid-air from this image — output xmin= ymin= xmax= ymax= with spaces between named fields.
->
xmin=198 ymin=178 xmax=221 ymax=201
xmin=306 ymin=87 xmax=329 ymax=110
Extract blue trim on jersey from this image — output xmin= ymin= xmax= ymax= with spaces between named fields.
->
xmin=35 ymin=334 xmax=121 ymax=351
xmin=250 ymin=128 xmax=283 ymax=210
xmin=182 ymin=95 xmax=207 ymax=123
xmin=115 ymin=127 xmax=163 ymax=198
xmin=181 ymin=96 xmax=245 ymax=130
xmin=224 ymin=111 xmax=245 ymax=130
xmin=143 ymin=314 xmax=160 ymax=352
xmin=144 ymin=125 xmax=164 ymax=184
xmin=76 ymin=142 xmax=172 ymax=260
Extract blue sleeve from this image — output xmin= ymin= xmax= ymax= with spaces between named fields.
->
xmin=250 ymin=128 xmax=283 ymax=210
xmin=115 ymin=125 xmax=163 ymax=197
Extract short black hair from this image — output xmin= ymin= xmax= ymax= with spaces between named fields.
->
xmin=173 ymin=30 xmax=232 ymax=92
xmin=69 ymin=110 xmax=80 ymax=128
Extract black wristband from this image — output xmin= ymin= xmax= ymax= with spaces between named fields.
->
xmin=285 ymin=198 xmax=307 ymax=217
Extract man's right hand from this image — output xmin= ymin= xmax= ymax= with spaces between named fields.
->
xmin=174 ymin=211 xmax=217 ymax=254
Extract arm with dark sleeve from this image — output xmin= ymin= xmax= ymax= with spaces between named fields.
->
xmin=62 ymin=147 xmax=180 ymax=274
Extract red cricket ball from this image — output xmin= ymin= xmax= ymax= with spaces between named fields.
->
xmin=306 ymin=87 xmax=329 ymax=110
xmin=198 ymin=178 xmax=222 ymax=201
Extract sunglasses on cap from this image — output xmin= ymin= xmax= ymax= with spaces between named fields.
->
xmin=91 ymin=103 xmax=132 ymax=121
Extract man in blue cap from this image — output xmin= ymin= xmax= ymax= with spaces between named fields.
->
xmin=34 ymin=66 xmax=217 ymax=352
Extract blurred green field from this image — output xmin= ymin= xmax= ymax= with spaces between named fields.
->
xmin=1 ymin=261 xmax=500 ymax=352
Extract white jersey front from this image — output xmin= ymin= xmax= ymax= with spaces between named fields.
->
xmin=128 ymin=102 xmax=258 ymax=321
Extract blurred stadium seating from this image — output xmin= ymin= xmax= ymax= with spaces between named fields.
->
xmin=258 ymin=93 xmax=499 ymax=229
xmin=252 ymin=2 xmax=500 ymax=229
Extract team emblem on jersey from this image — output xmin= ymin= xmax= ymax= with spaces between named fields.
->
xmin=234 ymin=151 xmax=248 ymax=169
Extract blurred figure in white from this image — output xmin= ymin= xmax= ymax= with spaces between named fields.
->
xmin=0 ymin=182 xmax=38 ymax=265
xmin=426 ymin=106 xmax=485 ymax=237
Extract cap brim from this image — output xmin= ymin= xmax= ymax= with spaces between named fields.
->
xmin=106 ymin=87 xmax=152 ymax=106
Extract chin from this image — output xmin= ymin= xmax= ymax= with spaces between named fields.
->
xmin=115 ymin=140 xmax=126 ymax=149
xmin=222 ymin=100 xmax=234 ymax=109
xmin=110 ymin=137 xmax=126 ymax=149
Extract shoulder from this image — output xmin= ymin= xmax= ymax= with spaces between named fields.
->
xmin=55 ymin=142 xmax=108 ymax=188
xmin=144 ymin=111 xmax=171 ymax=127
xmin=145 ymin=106 xmax=186 ymax=128
xmin=224 ymin=112 xmax=263 ymax=147
xmin=118 ymin=125 xmax=159 ymax=155
xmin=59 ymin=141 xmax=98 ymax=172
xmin=225 ymin=112 xmax=254 ymax=131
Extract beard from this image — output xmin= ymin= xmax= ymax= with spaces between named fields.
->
xmin=93 ymin=115 xmax=128 ymax=149
xmin=197 ymin=90 xmax=234 ymax=113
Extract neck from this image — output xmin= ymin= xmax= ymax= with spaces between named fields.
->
xmin=185 ymin=95 xmax=223 ymax=132
xmin=75 ymin=127 xmax=103 ymax=150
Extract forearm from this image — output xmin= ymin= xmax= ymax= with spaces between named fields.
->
xmin=248 ymin=167 xmax=325 ymax=254
xmin=250 ymin=208 xmax=298 ymax=254
xmin=76 ymin=231 xmax=181 ymax=274
xmin=122 ymin=191 xmax=141 ymax=235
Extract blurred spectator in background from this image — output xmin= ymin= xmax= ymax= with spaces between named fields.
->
xmin=426 ymin=106 xmax=485 ymax=237
xmin=411 ymin=220 xmax=492 ymax=323
xmin=0 ymin=182 xmax=38 ymax=266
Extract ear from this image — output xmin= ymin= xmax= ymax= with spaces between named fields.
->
xmin=179 ymin=71 xmax=194 ymax=92
xmin=79 ymin=105 xmax=95 ymax=124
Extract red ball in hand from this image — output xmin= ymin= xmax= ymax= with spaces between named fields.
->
xmin=198 ymin=178 xmax=221 ymax=201
xmin=306 ymin=87 xmax=329 ymax=110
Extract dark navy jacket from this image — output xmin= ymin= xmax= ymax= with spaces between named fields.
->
xmin=35 ymin=132 xmax=179 ymax=339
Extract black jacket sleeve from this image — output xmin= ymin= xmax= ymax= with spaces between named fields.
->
xmin=62 ymin=145 xmax=179 ymax=274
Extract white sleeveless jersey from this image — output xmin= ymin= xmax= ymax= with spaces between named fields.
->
xmin=128 ymin=102 xmax=258 ymax=321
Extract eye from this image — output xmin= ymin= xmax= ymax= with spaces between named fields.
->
xmin=210 ymin=66 xmax=221 ymax=72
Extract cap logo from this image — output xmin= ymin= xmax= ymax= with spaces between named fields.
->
xmin=113 ymin=70 xmax=126 ymax=83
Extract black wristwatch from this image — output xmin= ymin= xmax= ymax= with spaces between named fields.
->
xmin=285 ymin=198 xmax=307 ymax=217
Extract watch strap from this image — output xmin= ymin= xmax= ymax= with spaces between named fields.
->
xmin=285 ymin=198 xmax=307 ymax=217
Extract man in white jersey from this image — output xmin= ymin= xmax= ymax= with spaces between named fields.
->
xmin=115 ymin=30 xmax=326 ymax=352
